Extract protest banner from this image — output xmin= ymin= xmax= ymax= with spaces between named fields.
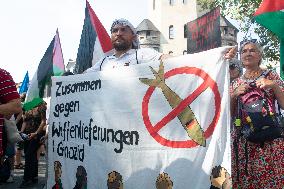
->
xmin=48 ymin=47 xmax=231 ymax=189
xmin=187 ymin=7 xmax=221 ymax=54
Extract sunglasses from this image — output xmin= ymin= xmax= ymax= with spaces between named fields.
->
xmin=229 ymin=64 xmax=238 ymax=70
xmin=240 ymin=39 xmax=257 ymax=47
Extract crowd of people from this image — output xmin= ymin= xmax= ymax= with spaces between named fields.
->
xmin=0 ymin=70 xmax=47 ymax=188
xmin=0 ymin=18 xmax=283 ymax=189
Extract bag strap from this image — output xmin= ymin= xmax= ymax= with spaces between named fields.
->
xmin=254 ymin=69 xmax=270 ymax=82
xmin=235 ymin=97 xmax=243 ymax=127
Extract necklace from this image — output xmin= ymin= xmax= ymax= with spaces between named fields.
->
xmin=244 ymin=69 xmax=262 ymax=80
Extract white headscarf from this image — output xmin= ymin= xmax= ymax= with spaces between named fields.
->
xmin=110 ymin=18 xmax=140 ymax=49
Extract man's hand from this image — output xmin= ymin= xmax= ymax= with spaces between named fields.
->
xmin=159 ymin=54 xmax=172 ymax=60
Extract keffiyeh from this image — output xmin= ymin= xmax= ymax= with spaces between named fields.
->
xmin=111 ymin=18 xmax=140 ymax=49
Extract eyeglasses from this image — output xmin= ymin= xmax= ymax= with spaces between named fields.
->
xmin=240 ymin=39 xmax=257 ymax=47
xmin=229 ymin=64 xmax=237 ymax=70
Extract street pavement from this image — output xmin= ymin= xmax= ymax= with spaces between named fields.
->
xmin=0 ymin=156 xmax=47 ymax=189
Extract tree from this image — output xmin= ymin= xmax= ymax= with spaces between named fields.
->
xmin=197 ymin=0 xmax=280 ymax=62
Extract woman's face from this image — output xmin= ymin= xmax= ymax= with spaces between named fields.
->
xmin=241 ymin=43 xmax=261 ymax=68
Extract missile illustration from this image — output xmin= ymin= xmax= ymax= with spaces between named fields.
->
xmin=139 ymin=61 xmax=206 ymax=147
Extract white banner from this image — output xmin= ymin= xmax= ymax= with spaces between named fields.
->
xmin=48 ymin=47 xmax=231 ymax=189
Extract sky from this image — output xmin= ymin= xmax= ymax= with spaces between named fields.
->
xmin=0 ymin=0 xmax=243 ymax=83
xmin=0 ymin=0 xmax=149 ymax=82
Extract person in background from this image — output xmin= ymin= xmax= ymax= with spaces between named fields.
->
xmin=229 ymin=58 xmax=242 ymax=131
xmin=230 ymin=41 xmax=284 ymax=188
xmin=0 ymin=68 xmax=21 ymax=183
xmin=4 ymin=115 xmax=18 ymax=183
xmin=14 ymin=93 xmax=26 ymax=170
xmin=229 ymin=58 xmax=242 ymax=83
xmin=19 ymin=98 xmax=46 ymax=188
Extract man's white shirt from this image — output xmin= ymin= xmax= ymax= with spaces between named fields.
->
xmin=85 ymin=48 xmax=162 ymax=73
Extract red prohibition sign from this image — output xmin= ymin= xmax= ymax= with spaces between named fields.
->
xmin=142 ymin=67 xmax=221 ymax=148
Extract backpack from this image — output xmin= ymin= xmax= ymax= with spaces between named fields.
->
xmin=236 ymin=70 xmax=283 ymax=144
xmin=233 ymin=70 xmax=284 ymax=180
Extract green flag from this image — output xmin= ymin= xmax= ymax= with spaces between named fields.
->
xmin=254 ymin=0 xmax=284 ymax=79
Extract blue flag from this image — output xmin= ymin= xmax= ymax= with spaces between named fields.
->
xmin=19 ymin=71 xmax=29 ymax=94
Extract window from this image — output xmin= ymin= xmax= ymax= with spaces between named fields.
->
xmin=183 ymin=50 xmax=187 ymax=55
xmin=153 ymin=0 xmax=155 ymax=10
xmin=169 ymin=25 xmax=174 ymax=39
xmin=146 ymin=31 xmax=151 ymax=37
xmin=169 ymin=0 xmax=174 ymax=6
xmin=224 ymin=27 xmax=228 ymax=35
xmin=184 ymin=24 xmax=187 ymax=38
xmin=140 ymin=36 xmax=145 ymax=40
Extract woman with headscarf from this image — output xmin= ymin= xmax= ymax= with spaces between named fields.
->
xmin=230 ymin=40 xmax=284 ymax=188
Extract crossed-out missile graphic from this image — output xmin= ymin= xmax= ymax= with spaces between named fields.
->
xmin=139 ymin=62 xmax=206 ymax=147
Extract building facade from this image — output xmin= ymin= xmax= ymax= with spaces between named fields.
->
xmin=136 ymin=19 xmax=161 ymax=51
xmin=147 ymin=0 xmax=198 ymax=55
xmin=143 ymin=0 xmax=238 ymax=56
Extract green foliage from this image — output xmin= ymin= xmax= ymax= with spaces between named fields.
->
xmin=197 ymin=0 xmax=280 ymax=62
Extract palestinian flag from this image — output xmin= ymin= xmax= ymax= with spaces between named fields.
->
xmin=254 ymin=0 xmax=284 ymax=79
xmin=74 ymin=0 xmax=113 ymax=74
xmin=26 ymin=29 xmax=65 ymax=102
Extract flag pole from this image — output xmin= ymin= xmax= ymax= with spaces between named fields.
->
xmin=280 ymin=39 xmax=284 ymax=80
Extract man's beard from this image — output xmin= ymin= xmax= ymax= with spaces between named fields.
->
xmin=113 ymin=39 xmax=132 ymax=51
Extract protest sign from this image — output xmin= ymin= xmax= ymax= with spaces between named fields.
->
xmin=48 ymin=47 xmax=231 ymax=189
xmin=187 ymin=7 xmax=221 ymax=54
